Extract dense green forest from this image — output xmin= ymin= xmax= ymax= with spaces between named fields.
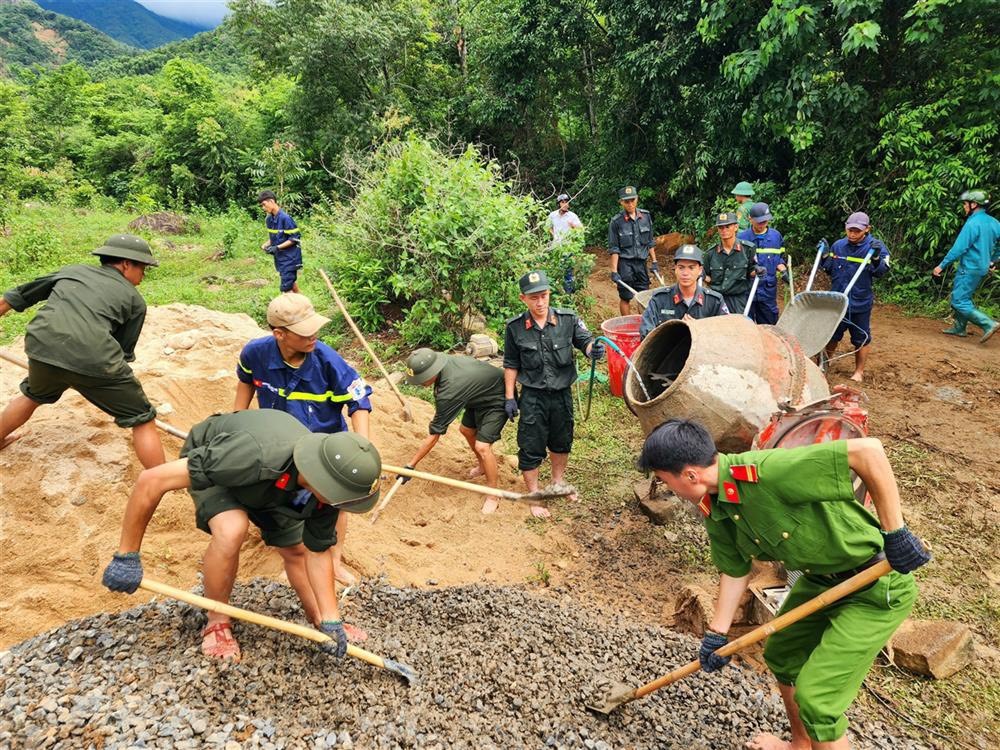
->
xmin=36 ymin=0 xmax=208 ymax=49
xmin=1 ymin=0 xmax=997 ymax=332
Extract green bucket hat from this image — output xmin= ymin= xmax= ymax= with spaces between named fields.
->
xmin=405 ymin=348 xmax=446 ymax=385
xmin=91 ymin=234 xmax=159 ymax=267
xmin=731 ymin=181 xmax=754 ymax=197
xmin=293 ymin=432 xmax=382 ymax=514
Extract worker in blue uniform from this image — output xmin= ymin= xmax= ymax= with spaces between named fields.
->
xmin=821 ymin=212 xmax=890 ymax=382
xmin=259 ymin=190 xmax=303 ymax=293
xmin=933 ymin=190 xmax=1000 ymax=344
xmin=737 ymin=202 xmax=786 ymax=324
xmin=235 ymin=293 xmax=373 ymax=616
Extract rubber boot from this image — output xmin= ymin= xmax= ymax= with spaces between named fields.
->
xmin=967 ymin=309 xmax=997 ymax=343
xmin=942 ymin=309 xmax=968 ymax=336
xmin=981 ymin=320 xmax=999 ymax=344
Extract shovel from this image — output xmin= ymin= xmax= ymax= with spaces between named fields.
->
xmin=742 ymin=273 xmax=761 ymax=318
xmin=318 ymin=269 xmax=413 ymax=423
xmin=368 ymin=476 xmax=405 ymax=524
xmin=587 ymin=558 xmax=892 ymax=714
xmin=383 ymin=463 xmax=576 ymax=504
xmin=615 ymin=278 xmax=660 ymax=313
xmin=138 ymin=577 xmax=416 ymax=684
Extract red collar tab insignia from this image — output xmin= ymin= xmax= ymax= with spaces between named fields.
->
xmin=673 ymin=293 xmax=681 ymax=304
xmin=698 ymin=494 xmax=712 ymax=517
xmin=696 ymin=293 xmax=704 ymax=305
xmin=729 ymin=464 xmax=759 ymax=483
xmin=721 ymin=481 xmax=740 ymax=503
xmin=525 ymin=317 xmax=532 ymax=329
xmin=275 ymin=472 xmax=291 ymax=490
xmin=549 ymin=312 xmax=558 ymax=325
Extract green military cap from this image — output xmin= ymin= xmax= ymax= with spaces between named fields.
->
xmin=715 ymin=211 xmax=739 ymax=227
xmin=959 ymin=189 xmax=988 ymax=204
xmin=673 ymin=244 xmax=704 ymax=265
xmin=618 ymin=185 xmax=639 ymax=200
xmin=91 ymin=234 xmax=159 ymax=267
xmin=519 ymin=269 xmax=551 ymax=294
xmin=405 ymin=347 xmax=446 ymax=385
xmin=294 ymin=432 xmax=382 ymax=514
xmin=731 ymin=181 xmax=754 ymax=197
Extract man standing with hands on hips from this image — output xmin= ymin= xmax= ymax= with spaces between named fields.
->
xmin=503 ymin=271 xmax=603 ymax=517
xmin=608 ymin=185 xmax=658 ymax=316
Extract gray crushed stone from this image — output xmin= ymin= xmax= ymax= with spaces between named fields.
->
xmin=1 ymin=579 xmax=926 ymax=749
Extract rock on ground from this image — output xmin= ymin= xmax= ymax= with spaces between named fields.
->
xmin=0 ymin=580 xmax=926 ymax=749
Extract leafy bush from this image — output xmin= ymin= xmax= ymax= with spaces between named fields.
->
xmin=316 ymin=135 xmax=591 ymax=347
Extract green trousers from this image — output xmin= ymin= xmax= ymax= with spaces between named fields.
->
xmin=763 ymin=570 xmax=917 ymax=742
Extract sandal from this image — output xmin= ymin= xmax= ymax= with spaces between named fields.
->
xmin=343 ymin=622 xmax=368 ymax=642
xmin=201 ymin=621 xmax=241 ymax=662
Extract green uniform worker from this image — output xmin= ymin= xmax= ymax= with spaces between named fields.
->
xmin=0 ymin=234 xmax=164 ymax=468
xmin=732 ymin=181 xmax=755 ymax=231
xmin=403 ymin=349 xmax=509 ymax=513
xmin=638 ymin=419 xmax=930 ymax=750
xmin=503 ymin=270 xmax=603 ymax=517
xmin=102 ymin=409 xmax=382 ymax=662
xmin=704 ymin=211 xmax=762 ymax=314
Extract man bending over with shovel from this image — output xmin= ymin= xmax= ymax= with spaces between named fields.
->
xmin=102 ymin=409 xmax=381 ymax=662
xmin=402 ymin=348 xmax=508 ymax=513
xmin=639 ymin=419 xmax=929 ymax=750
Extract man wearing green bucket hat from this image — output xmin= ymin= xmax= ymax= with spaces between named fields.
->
xmin=0 ymin=234 xmax=164 ymax=468
xmin=103 ymin=409 xmax=382 ymax=662
xmin=731 ymin=181 xmax=755 ymax=231
xmin=402 ymin=347 xmax=508 ymax=513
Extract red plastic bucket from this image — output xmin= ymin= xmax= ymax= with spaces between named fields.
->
xmin=601 ymin=315 xmax=642 ymax=398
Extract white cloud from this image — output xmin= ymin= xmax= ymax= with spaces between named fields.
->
xmin=135 ymin=0 xmax=231 ymax=28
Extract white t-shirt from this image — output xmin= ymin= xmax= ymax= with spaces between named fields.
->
xmin=548 ymin=209 xmax=582 ymax=241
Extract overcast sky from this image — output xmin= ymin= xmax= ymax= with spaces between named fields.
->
xmin=136 ymin=0 xmax=231 ymax=28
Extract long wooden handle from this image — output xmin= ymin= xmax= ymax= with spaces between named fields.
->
xmin=318 ymin=269 xmax=412 ymax=422
xmin=138 ymin=577 xmax=385 ymax=669
xmin=0 ymin=350 xmax=28 ymax=369
xmin=369 ymin=476 xmax=405 ymax=524
xmin=634 ymin=559 xmax=893 ymax=699
xmin=383 ymin=462 xmax=536 ymax=502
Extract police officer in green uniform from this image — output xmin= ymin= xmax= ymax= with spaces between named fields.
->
xmin=704 ymin=211 xmax=762 ymax=315
xmin=0 ymin=234 xmax=164 ymax=468
xmin=503 ymin=270 xmax=603 ymax=517
xmin=638 ymin=419 xmax=930 ymax=750
xmin=402 ymin=348 xmax=509 ymax=514
xmin=609 ymin=185 xmax=659 ymax=317
xmin=103 ymin=409 xmax=382 ymax=662
xmin=640 ymin=245 xmax=728 ymax=339
xmin=732 ymin=181 xmax=755 ymax=230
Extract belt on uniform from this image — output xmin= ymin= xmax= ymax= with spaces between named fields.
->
xmin=810 ymin=551 xmax=886 ymax=584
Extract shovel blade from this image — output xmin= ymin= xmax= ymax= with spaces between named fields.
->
xmin=774 ymin=291 xmax=849 ymax=357
xmin=585 ymin=682 xmax=637 ymax=715
xmin=383 ymin=657 xmax=418 ymax=685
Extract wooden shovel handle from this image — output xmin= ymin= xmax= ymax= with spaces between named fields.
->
xmin=138 ymin=577 xmax=385 ymax=669
xmin=0 ymin=350 xmax=29 ymax=369
xmin=318 ymin=269 xmax=412 ymax=422
xmin=634 ymin=559 xmax=893 ymax=699
xmin=383 ymin=462 xmax=537 ymax=502
xmin=369 ymin=476 xmax=405 ymax=524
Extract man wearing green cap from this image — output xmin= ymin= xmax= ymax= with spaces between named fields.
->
xmin=609 ymin=186 xmax=658 ymax=316
xmin=731 ymin=181 xmax=755 ymax=231
xmin=704 ymin=211 xmax=761 ymax=315
xmin=0 ymin=234 xmax=164 ymax=468
xmin=402 ymin=348 xmax=507 ymax=513
xmin=103 ymin=409 xmax=382 ymax=661
xmin=503 ymin=270 xmax=603 ymax=517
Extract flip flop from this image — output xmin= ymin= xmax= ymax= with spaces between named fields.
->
xmin=201 ymin=622 xmax=241 ymax=662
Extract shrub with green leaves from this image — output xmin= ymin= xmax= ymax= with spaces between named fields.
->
xmin=316 ymin=135 xmax=590 ymax=348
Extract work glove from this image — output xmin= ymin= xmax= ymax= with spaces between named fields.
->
xmin=753 ymin=264 xmax=766 ymax=277
xmin=504 ymin=398 xmax=519 ymax=421
xmin=817 ymin=238 xmax=829 ymax=257
xmin=318 ymin=620 xmax=348 ymax=658
xmin=650 ymin=262 xmax=660 ymax=275
xmin=589 ymin=341 xmax=606 ymax=360
xmin=610 ymin=271 xmax=623 ymax=286
xmin=400 ymin=464 xmax=416 ymax=485
xmin=882 ymin=526 xmax=932 ymax=573
xmin=699 ymin=630 xmax=731 ymax=673
xmin=102 ymin=552 xmax=143 ymax=594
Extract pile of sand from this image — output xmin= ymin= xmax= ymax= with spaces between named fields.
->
xmin=0 ymin=304 xmax=577 ymax=647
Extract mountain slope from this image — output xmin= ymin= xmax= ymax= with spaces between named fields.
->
xmin=0 ymin=0 xmax=136 ymax=72
xmin=37 ymin=0 xmax=207 ymax=49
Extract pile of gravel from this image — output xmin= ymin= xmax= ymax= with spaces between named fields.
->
xmin=1 ymin=579 xmax=923 ymax=749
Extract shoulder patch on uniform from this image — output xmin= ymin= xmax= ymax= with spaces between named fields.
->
xmin=729 ymin=463 xmax=758 ymax=482
xmin=554 ymin=307 xmax=578 ymax=316
xmin=739 ymin=239 xmax=756 ymax=249
xmin=505 ymin=313 xmax=524 ymax=326
xmin=704 ymin=287 xmax=724 ymax=299
xmin=348 ymin=377 xmax=369 ymax=401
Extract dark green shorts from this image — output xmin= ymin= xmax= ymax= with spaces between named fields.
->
xmin=20 ymin=359 xmax=156 ymax=428
xmin=516 ymin=386 xmax=574 ymax=470
xmin=460 ymin=405 xmax=507 ymax=444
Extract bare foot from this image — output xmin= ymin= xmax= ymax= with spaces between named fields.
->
xmin=334 ymin=566 xmax=357 ymax=587
xmin=467 ymin=465 xmax=485 ymax=479
xmin=530 ymin=504 xmax=551 ymax=519
xmin=481 ymin=496 xmax=500 ymax=514
xmin=0 ymin=432 xmax=22 ymax=450
xmin=745 ymin=733 xmax=795 ymax=750
xmin=849 ymin=372 xmax=863 ymax=383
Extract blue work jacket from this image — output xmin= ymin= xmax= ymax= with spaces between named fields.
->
xmin=738 ymin=227 xmax=784 ymax=300
xmin=939 ymin=209 xmax=1000 ymax=275
xmin=820 ymin=234 xmax=890 ymax=312
xmin=266 ymin=210 xmax=301 ymax=248
xmin=236 ymin=337 xmax=372 ymax=434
